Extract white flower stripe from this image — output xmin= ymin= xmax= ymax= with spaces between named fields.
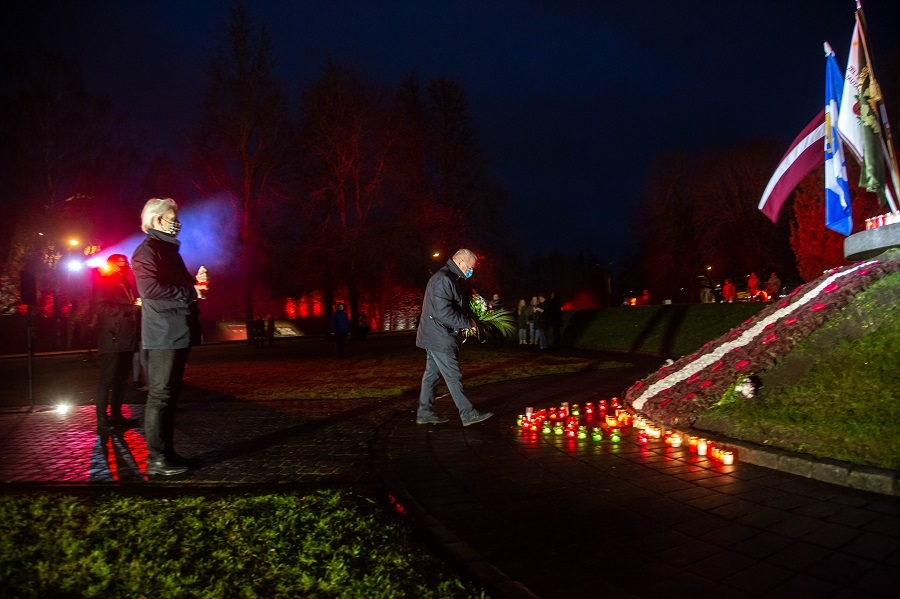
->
xmin=631 ymin=260 xmax=877 ymax=411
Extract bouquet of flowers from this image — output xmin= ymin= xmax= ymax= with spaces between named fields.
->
xmin=464 ymin=292 xmax=517 ymax=341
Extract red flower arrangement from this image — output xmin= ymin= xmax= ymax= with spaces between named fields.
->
xmin=625 ymin=253 xmax=900 ymax=426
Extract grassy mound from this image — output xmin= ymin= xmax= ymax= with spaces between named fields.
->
xmin=567 ymin=249 xmax=900 ymax=470
xmin=694 ymin=269 xmax=900 ymax=470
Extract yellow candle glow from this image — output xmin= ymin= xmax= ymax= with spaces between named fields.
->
xmin=698 ymin=439 xmax=708 ymax=456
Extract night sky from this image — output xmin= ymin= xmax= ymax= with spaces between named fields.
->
xmin=4 ymin=0 xmax=900 ymax=264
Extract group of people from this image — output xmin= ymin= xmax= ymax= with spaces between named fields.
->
xmin=515 ymin=294 xmax=561 ymax=350
xmin=92 ymin=231 xmax=516 ymax=477
xmin=720 ymin=271 xmax=781 ymax=303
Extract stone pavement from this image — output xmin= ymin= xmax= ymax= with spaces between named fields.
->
xmin=1 ymin=343 xmax=899 ymax=598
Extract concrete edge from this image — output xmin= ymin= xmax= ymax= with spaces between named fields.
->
xmin=378 ymin=471 xmax=540 ymax=599
xmin=681 ymin=428 xmax=900 ymax=497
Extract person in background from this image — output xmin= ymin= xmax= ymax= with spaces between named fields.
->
xmin=547 ymin=291 xmax=562 ymax=346
xmin=266 ymin=314 xmax=275 ymax=347
xmin=331 ymin=302 xmax=350 ymax=358
xmin=532 ymin=294 xmax=549 ymax=349
xmin=766 ymin=272 xmax=781 ymax=302
xmin=747 ymin=272 xmax=760 ymax=299
xmin=132 ymin=197 xmax=204 ymax=477
xmin=516 ymin=299 xmax=528 ymax=345
xmin=722 ymin=279 xmax=737 ymax=303
xmin=93 ymin=254 xmax=141 ymax=434
xmin=527 ymin=296 xmax=538 ymax=344
xmin=415 ymin=248 xmax=492 ymax=427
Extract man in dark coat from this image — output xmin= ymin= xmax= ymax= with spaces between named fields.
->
xmin=415 ymin=248 xmax=492 ymax=426
xmin=132 ymin=197 xmax=203 ymax=477
xmin=93 ymin=254 xmax=140 ymax=434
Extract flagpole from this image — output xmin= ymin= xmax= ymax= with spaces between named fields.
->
xmin=856 ymin=4 xmax=900 ymax=212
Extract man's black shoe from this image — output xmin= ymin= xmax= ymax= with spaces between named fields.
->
xmin=462 ymin=411 xmax=493 ymax=427
xmin=96 ymin=418 xmax=115 ymax=435
xmin=146 ymin=459 xmax=188 ymax=476
xmin=417 ymin=414 xmax=450 ymax=425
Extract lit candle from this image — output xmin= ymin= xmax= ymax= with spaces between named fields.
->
xmin=723 ymin=451 xmax=735 ymax=465
xmin=698 ymin=439 xmax=708 ymax=456
xmin=637 ymin=430 xmax=649 ymax=446
xmin=525 ymin=407 xmax=533 ymax=419
xmin=542 ymin=423 xmax=552 ymax=434
xmin=554 ymin=424 xmax=564 ymax=435
xmin=572 ymin=404 xmax=580 ymax=416
xmin=610 ymin=428 xmax=621 ymax=442
xmin=688 ymin=436 xmax=698 ymax=452
xmin=560 ymin=402 xmax=569 ymax=416
xmin=610 ymin=397 xmax=620 ymax=409
xmin=577 ymin=426 xmax=587 ymax=439
xmin=670 ymin=434 xmax=682 ymax=448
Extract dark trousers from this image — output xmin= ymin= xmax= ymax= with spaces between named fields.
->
xmin=335 ymin=333 xmax=347 ymax=358
xmin=145 ymin=347 xmax=190 ymax=461
xmin=418 ymin=349 xmax=477 ymax=421
xmin=96 ymin=351 xmax=133 ymax=419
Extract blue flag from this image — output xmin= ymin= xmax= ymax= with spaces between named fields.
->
xmin=825 ymin=43 xmax=853 ymax=236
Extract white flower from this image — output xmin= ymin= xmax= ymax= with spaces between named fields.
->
xmin=736 ymin=378 xmax=756 ymax=399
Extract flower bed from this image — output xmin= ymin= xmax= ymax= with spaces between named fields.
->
xmin=625 ymin=251 xmax=900 ymax=426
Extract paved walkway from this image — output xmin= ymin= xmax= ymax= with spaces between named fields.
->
xmin=1 ymin=343 xmax=899 ymax=598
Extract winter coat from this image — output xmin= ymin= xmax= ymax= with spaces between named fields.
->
xmin=92 ymin=272 xmax=139 ymax=354
xmin=132 ymin=229 xmax=201 ymax=350
xmin=332 ymin=309 xmax=351 ymax=335
xmin=415 ymin=259 xmax=473 ymax=355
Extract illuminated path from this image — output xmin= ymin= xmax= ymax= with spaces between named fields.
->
xmin=1 ymin=343 xmax=898 ymax=598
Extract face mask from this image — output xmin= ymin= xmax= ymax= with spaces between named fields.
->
xmin=464 ymin=268 xmax=473 ymax=279
xmin=161 ymin=217 xmax=182 ymax=237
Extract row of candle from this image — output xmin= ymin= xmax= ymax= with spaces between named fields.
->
xmin=634 ymin=414 xmax=736 ymax=465
xmin=517 ymin=402 xmax=736 ymax=465
xmin=864 ymin=211 xmax=900 ymax=229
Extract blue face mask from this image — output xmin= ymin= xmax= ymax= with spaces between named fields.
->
xmin=464 ymin=268 xmax=473 ymax=279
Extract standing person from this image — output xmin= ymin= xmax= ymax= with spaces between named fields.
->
xmin=331 ymin=302 xmax=350 ymax=358
xmin=93 ymin=254 xmax=141 ymax=434
xmin=766 ymin=272 xmax=781 ymax=302
xmin=722 ymin=279 xmax=737 ymax=303
xmin=527 ymin=296 xmax=538 ymax=344
xmin=747 ymin=272 xmax=760 ymax=299
xmin=532 ymin=294 xmax=549 ymax=350
xmin=547 ymin=291 xmax=562 ymax=347
xmin=132 ymin=197 xmax=204 ymax=477
xmin=516 ymin=299 xmax=528 ymax=345
xmin=485 ymin=292 xmax=504 ymax=343
xmin=266 ymin=314 xmax=275 ymax=347
xmin=415 ymin=248 xmax=492 ymax=427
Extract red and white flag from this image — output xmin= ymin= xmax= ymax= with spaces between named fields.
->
xmin=758 ymin=110 xmax=825 ymax=222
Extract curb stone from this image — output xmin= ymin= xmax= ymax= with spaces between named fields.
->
xmin=681 ymin=428 xmax=900 ymax=497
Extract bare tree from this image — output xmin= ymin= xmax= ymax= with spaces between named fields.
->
xmin=195 ymin=5 xmax=289 ymax=342
xmin=1 ymin=49 xmax=138 ymax=347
